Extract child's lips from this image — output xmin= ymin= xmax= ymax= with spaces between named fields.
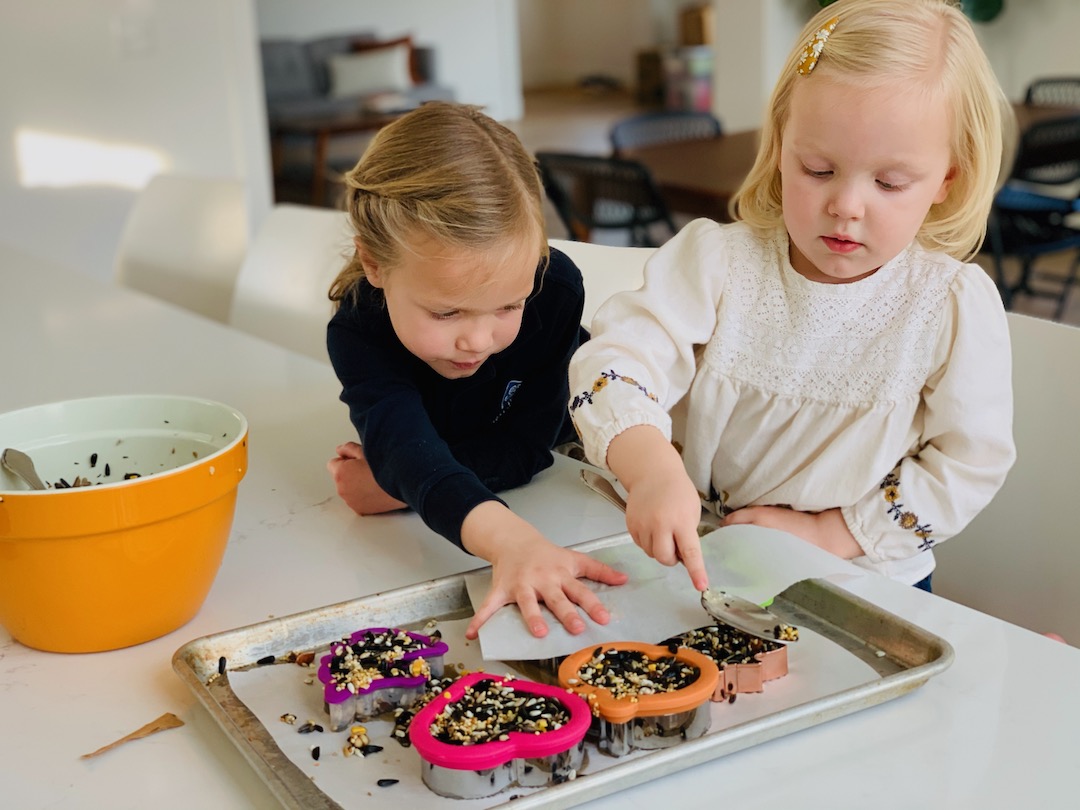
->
xmin=822 ymin=235 xmax=862 ymax=254
xmin=450 ymin=359 xmax=482 ymax=371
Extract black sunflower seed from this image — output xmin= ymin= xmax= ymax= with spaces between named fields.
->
xmin=377 ymin=779 xmax=399 ymax=787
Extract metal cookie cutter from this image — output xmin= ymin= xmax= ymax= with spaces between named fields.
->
xmin=408 ymin=672 xmax=592 ymax=800
xmin=317 ymin=627 xmax=449 ymax=731
xmin=558 ymin=641 xmax=720 ymax=758
xmin=663 ymin=625 xmax=789 ymax=701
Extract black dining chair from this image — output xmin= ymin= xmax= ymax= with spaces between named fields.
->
xmin=610 ymin=110 xmax=722 ymax=157
xmin=985 ymin=114 xmax=1080 ymax=320
xmin=535 ymin=152 xmax=678 ymax=247
xmin=1024 ymin=77 xmax=1080 ymax=108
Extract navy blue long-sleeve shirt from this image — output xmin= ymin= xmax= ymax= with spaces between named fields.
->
xmin=327 ymin=248 xmax=586 ymax=548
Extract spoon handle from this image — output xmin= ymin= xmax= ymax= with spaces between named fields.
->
xmin=2 ymin=447 xmax=47 ymax=490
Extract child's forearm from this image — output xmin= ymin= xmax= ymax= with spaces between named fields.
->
xmin=605 ymin=425 xmax=686 ymax=490
xmin=459 ymin=500 xmax=528 ymax=562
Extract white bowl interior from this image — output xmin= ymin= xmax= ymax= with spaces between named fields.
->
xmin=0 ymin=395 xmax=246 ymax=492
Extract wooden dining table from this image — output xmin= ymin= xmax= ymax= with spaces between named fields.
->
xmin=627 ymin=101 xmax=1080 ymax=222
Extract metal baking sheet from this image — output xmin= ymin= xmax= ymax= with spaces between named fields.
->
xmin=172 ymin=533 xmax=953 ymax=810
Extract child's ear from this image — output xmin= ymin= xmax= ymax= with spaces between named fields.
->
xmin=354 ymin=237 xmax=385 ymax=288
xmin=934 ymin=166 xmax=958 ymax=205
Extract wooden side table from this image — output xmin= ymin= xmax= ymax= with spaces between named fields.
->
xmin=270 ymin=110 xmax=404 ymax=206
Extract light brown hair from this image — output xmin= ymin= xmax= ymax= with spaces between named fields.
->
xmin=731 ymin=0 xmax=1016 ymax=260
xmin=329 ymin=102 xmax=548 ymax=305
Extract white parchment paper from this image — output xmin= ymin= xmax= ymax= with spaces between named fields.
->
xmin=466 ymin=524 xmax=865 ymax=661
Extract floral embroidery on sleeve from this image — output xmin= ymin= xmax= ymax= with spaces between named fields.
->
xmin=880 ymin=466 xmax=934 ymax=550
xmin=569 ymin=369 xmax=659 ymax=412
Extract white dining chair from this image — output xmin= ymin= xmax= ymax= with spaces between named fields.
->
xmin=936 ymin=313 xmax=1080 ymax=643
xmin=114 ymin=173 xmax=248 ymax=323
xmin=548 ymin=238 xmax=653 ymax=328
xmin=228 ymin=203 xmax=352 ymax=363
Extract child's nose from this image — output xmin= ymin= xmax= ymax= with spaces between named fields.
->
xmin=827 ymin=183 xmax=864 ymax=220
xmin=456 ymin=320 xmax=494 ymax=353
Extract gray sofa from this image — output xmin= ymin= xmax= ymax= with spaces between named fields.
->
xmin=260 ymin=33 xmax=455 ymax=123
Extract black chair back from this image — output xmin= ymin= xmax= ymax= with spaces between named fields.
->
xmin=610 ymin=111 xmax=721 ymax=156
xmin=987 ymin=114 xmax=1080 ymax=320
xmin=535 ymin=152 xmax=677 ymax=247
xmin=1010 ymin=115 xmax=1080 ymax=186
xmin=1024 ymin=77 xmax=1080 ymax=108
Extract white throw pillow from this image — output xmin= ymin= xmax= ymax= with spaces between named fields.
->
xmin=327 ymin=45 xmax=412 ymax=98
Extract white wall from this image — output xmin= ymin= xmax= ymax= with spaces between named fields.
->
xmin=255 ymin=0 xmax=524 ymax=121
xmin=518 ymin=0 xmax=655 ymax=90
xmin=0 ymin=0 xmax=272 ymax=284
xmin=710 ymin=0 xmax=1080 ymax=132
xmin=973 ymin=0 xmax=1080 ymax=101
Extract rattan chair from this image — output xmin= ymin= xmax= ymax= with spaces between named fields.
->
xmin=1024 ymin=77 xmax=1080 ymax=108
xmin=536 ymin=152 xmax=678 ymax=247
xmin=610 ymin=110 xmax=721 ymax=157
xmin=986 ymin=114 xmax=1080 ymax=319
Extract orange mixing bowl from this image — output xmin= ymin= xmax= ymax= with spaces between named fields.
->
xmin=0 ymin=395 xmax=248 ymax=653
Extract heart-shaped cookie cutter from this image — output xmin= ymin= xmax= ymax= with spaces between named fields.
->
xmin=318 ymin=627 xmax=449 ymax=731
xmin=558 ymin=641 xmax=720 ymax=757
xmin=409 ymin=671 xmax=592 ymax=799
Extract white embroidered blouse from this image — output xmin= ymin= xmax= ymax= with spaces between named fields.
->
xmin=568 ymin=219 xmax=1016 ymax=583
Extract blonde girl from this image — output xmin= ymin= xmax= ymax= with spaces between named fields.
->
xmin=568 ymin=0 xmax=1016 ymax=591
xmin=328 ymin=102 xmax=627 ymax=638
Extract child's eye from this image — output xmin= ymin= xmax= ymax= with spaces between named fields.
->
xmin=876 ymin=179 xmax=907 ymax=191
xmin=502 ymin=302 xmax=525 ymax=313
xmin=431 ymin=310 xmax=459 ymax=320
xmin=803 ymin=166 xmax=832 ymax=178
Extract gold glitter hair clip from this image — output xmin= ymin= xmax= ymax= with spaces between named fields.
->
xmin=797 ymin=16 xmax=839 ymax=76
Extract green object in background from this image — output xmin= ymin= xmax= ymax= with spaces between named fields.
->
xmin=817 ymin=0 xmax=1004 ymax=23
xmin=962 ymin=0 xmax=1004 ymax=23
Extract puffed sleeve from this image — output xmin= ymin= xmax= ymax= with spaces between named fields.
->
xmin=567 ymin=219 xmax=731 ymax=468
xmin=841 ymin=263 xmax=1016 ymax=563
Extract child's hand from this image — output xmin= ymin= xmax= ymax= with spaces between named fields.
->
xmin=723 ymin=506 xmax=863 ymax=559
xmin=606 ymin=425 xmax=709 ymax=590
xmin=326 ymin=441 xmax=408 ymax=515
xmin=623 ymin=472 xmax=708 ymax=588
xmin=461 ymin=502 xmax=629 ymax=639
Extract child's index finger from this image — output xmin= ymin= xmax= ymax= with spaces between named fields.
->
xmin=676 ymin=531 xmax=709 ymax=591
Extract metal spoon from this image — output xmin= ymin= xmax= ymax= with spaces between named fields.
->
xmin=579 ymin=468 xmax=797 ymax=643
xmin=1 ymin=447 xmax=47 ymax=490
xmin=700 ymin=588 xmax=798 ymax=644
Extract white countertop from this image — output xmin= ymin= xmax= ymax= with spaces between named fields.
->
xmin=2 ymin=251 xmax=1078 ymax=809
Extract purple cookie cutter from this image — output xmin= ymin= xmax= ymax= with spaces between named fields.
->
xmin=318 ymin=627 xmax=449 ymax=731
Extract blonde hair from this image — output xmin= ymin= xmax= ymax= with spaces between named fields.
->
xmin=731 ymin=0 xmax=1016 ymax=260
xmin=329 ymin=102 xmax=548 ymax=305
